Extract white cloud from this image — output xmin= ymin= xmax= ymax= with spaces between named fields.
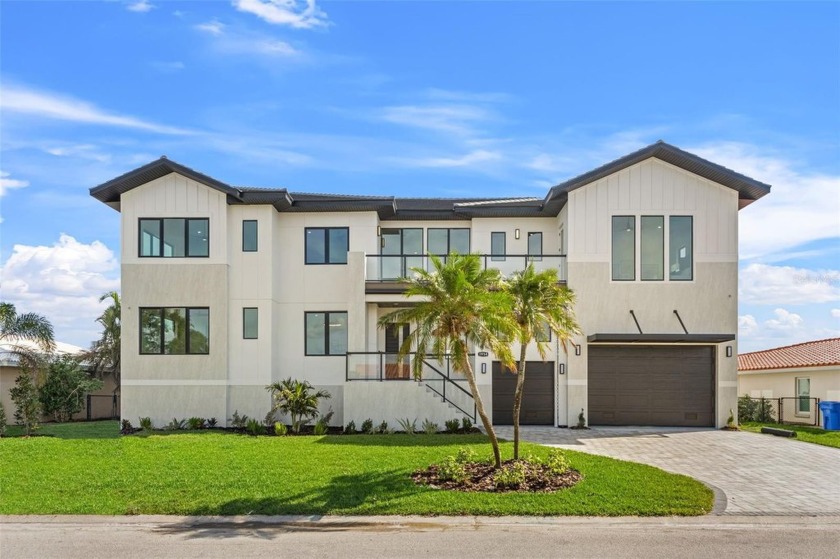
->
xmin=194 ymin=22 xmax=301 ymax=57
xmin=195 ymin=20 xmax=225 ymax=36
xmin=126 ymin=1 xmax=154 ymax=12
xmin=0 ymin=171 xmax=29 ymax=197
xmin=394 ymin=149 xmax=502 ymax=169
xmin=1 ymin=234 xmax=120 ymax=348
xmin=44 ymin=144 xmax=112 ymax=163
xmin=688 ymin=142 xmax=840 ymax=259
xmin=233 ymin=0 xmax=328 ymax=30
xmin=738 ymin=314 xmax=758 ymax=337
xmin=381 ymin=104 xmax=492 ymax=136
xmin=739 ymin=263 xmax=840 ymax=305
xmin=764 ymin=308 xmax=804 ymax=333
xmin=0 ymin=83 xmax=193 ymax=135
xmin=831 ymin=309 xmax=840 ymax=319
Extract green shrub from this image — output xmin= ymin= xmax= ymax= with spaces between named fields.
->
xmin=493 ymin=461 xmax=526 ymax=488
xmin=398 ymin=417 xmax=417 ymax=435
xmin=274 ymin=422 xmax=288 ymax=436
xmin=187 ymin=417 xmax=205 ymax=430
xmin=245 ymin=418 xmax=263 ymax=436
xmin=461 ymin=417 xmax=472 ymax=432
xmin=0 ymin=401 xmax=6 ymax=437
xmin=422 ymin=419 xmax=439 ymax=435
xmin=313 ymin=421 xmax=328 ymax=436
xmin=121 ymin=419 xmax=134 ymax=433
xmin=10 ymin=373 xmax=41 ymax=436
xmin=756 ymin=398 xmax=776 ymax=423
xmin=229 ymin=410 xmax=248 ymax=429
xmin=207 ymin=417 xmax=218 ymax=428
xmin=545 ymin=449 xmax=571 ymax=475
xmin=166 ymin=418 xmax=186 ymax=431
xmin=436 ymin=455 xmax=467 ymax=483
xmin=38 ymin=355 xmax=103 ymax=422
xmin=577 ymin=408 xmax=586 ymax=428
xmin=444 ymin=419 xmax=461 ymax=433
xmin=344 ymin=420 xmax=356 ymax=434
xmin=139 ymin=417 xmax=153 ymax=431
xmin=377 ymin=420 xmax=389 ymax=434
xmin=455 ymin=447 xmax=478 ymax=464
xmin=266 ymin=378 xmax=331 ymax=434
xmin=738 ymin=396 xmax=776 ymax=423
xmin=361 ymin=418 xmax=374 ymax=434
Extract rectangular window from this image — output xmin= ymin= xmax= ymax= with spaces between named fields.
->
xmin=139 ymin=307 xmax=209 ymax=354
xmin=527 ymin=232 xmax=543 ymax=261
xmin=669 ymin=216 xmax=693 ymax=281
xmin=796 ymin=377 xmax=810 ymax=414
xmin=641 ymin=216 xmax=664 ymax=281
xmin=243 ymin=308 xmax=258 ymax=339
xmin=427 ymin=228 xmax=470 ymax=256
xmin=611 ymin=216 xmax=635 ymax=281
xmin=242 ymin=220 xmax=258 ymax=252
xmin=491 ymin=232 xmax=506 ymax=261
xmin=305 ymin=312 xmax=348 ymax=356
xmin=305 ymin=227 xmax=349 ymax=264
xmin=138 ymin=218 xmax=209 ymax=258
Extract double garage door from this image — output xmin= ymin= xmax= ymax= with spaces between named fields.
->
xmin=588 ymin=345 xmax=715 ymax=427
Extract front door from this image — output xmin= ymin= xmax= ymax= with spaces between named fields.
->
xmin=385 ymin=323 xmax=411 ymax=379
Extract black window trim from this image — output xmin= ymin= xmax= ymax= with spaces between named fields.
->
xmin=490 ymin=231 xmax=506 ymax=262
xmin=304 ymin=311 xmax=348 ymax=356
xmin=640 ymin=215 xmax=665 ymax=282
xmin=243 ymin=307 xmax=258 ymax=340
xmin=139 ymin=306 xmax=210 ymax=355
xmin=527 ymin=231 xmax=543 ymax=262
xmin=611 ymin=215 xmax=636 ymax=282
xmin=242 ymin=220 xmax=258 ymax=252
xmin=138 ymin=217 xmax=210 ymax=258
xmin=304 ymin=227 xmax=350 ymax=265
xmin=427 ymin=227 xmax=471 ymax=256
xmin=669 ymin=215 xmax=694 ymax=282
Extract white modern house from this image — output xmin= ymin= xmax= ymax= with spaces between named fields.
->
xmin=90 ymin=141 xmax=770 ymax=429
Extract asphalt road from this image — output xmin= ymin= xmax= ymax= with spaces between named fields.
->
xmin=2 ymin=515 xmax=839 ymax=559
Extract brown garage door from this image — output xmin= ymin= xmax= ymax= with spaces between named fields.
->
xmin=588 ymin=346 xmax=714 ymax=427
xmin=492 ymin=361 xmax=554 ymax=425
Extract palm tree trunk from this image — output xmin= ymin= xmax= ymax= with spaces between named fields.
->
xmin=462 ymin=353 xmax=502 ymax=468
xmin=512 ymin=343 xmax=528 ymax=459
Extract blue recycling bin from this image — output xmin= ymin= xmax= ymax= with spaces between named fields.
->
xmin=818 ymin=401 xmax=840 ymax=431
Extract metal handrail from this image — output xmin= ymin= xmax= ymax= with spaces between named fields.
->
xmin=365 ymin=253 xmax=567 ymax=282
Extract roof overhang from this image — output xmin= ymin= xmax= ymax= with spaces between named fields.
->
xmin=588 ymin=333 xmax=736 ymax=344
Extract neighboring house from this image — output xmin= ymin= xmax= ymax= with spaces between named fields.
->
xmin=0 ymin=339 xmax=119 ymax=422
xmin=738 ymin=338 xmax=840 ymax=421
xmin=89 ymin=141 xmax=770 ymax=429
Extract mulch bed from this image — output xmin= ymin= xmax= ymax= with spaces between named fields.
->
xmin=413 ymin=460 xmax=582 ymax=493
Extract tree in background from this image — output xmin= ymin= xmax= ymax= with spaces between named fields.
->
xmin=0 ymin=302 xmax=55 ymax=371
xmin=85 ymin=292 xmax=121 ymax=393
xmin=505 ymin=265 xmax=579 ymax=459
xmin=10 ymin=371 xmax=41 ymax=436
xmin=379 ymin=254 xmax=516 ymax=469
xmin=39 ymin=355 xmax=104 ymax=422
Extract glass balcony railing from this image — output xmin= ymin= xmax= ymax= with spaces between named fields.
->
xmin=365 ymin=254 xmax=566 ymax=282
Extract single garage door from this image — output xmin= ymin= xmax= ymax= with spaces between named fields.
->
xmin=588 ymin=346 xmax=714 ymax=427
xmin=492 ymin=361 xmax=554 ymax=425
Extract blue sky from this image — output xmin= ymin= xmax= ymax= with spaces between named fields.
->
xmin=1 ymin=0 xmax=838 ymax=351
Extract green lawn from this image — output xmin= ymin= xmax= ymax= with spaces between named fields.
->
xmin=0 ymin=421 xmax=712 ymax=516
xmin=740 ymin=422 xmax=840 ymax=449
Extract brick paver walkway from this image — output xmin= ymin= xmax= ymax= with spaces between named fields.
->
xmin=494 ymin=426 xmax=840 ymax=515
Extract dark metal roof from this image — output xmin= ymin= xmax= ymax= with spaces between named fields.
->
xmin=545 ymin=141 xmax=771 ymax=207
xmin=587 ymin=333 xmax=736 ymax=344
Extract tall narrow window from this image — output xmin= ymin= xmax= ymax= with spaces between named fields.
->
xmin=305 ymin=227 xmax=349 ymax=264
xmin=139 ymin=307 xmax=209 ymax=354
xmin=669 ymin=216 xmax=693 ymax=281
xmin=491 ymin=232 xmax=506 ymax=261
xmin=305 ymin=311 xmax=348 ymax=356
xmin=527 ymin=232 xmax=543 ymax=261
xmin=243 ymin=308 xmax=258 ymax=339
xmin=641 ymin=216 xmax=664 ymax=281
xmin=242 ymin=220 xmax=258 ymax=252
xmin=611 ymin=216 xmax=635 ymax=281
xmin=796 ymin=378 xmax=810 ymax=414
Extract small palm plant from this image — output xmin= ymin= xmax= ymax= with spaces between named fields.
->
xmin=266 ymin=378 xmax=331 ymax=434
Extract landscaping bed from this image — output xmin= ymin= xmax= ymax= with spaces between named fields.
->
xmin=414 ymin=459 xmax=582 ymax=493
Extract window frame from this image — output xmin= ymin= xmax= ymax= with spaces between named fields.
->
xmin=138 ymin=217 xmax=210 ymax=259
xmin=668 ymin=215 xmax=694 ymax=282
xmin=611 ymin=215 xmax=636 ymax=281
xmin=242 ymin=220 xmax=258 ymax=252
xmin=138 ymin=307 xmax=210 ymax=355
xmin=304 ymin=227 xmax=350 ymax=265
xmin=427 ymin=228 xmax=471 ymax=256
xmin=527 ymin=232 xmax=543 ymax=261
xmin=795 ymin=377 xmax=811 ymax=416
xmin=304 ymin=311 xmax=348 ymax=356
xmin=490 ymin=232 xmax=506 ymax=261
xmin=640 ymin=215 xmax=665 ymax=281
xmin=243 ymin=307 xmax=258 ymax=340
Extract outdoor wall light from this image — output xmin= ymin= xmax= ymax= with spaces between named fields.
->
xmin=515 ymin=228 xmax=521 ymax=239
xmin=574 ymin=344 xmax=581 ymax=356
xmin=559 ymin=364 xmax=565 ymax=375
xmin=377 ymin=226 xmax=381 ymax=236
xmin=481 ymin=363 xmax=487 ymax=374
xmin=726 ymin=346 xmax=733 ymax=358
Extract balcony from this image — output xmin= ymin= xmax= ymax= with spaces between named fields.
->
xmin=365 ymin=254 xmax=566 ymax=294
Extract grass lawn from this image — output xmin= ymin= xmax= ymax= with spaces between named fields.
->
xmin=0 ymin=421 xmax=713 ymax=516
xmin=740 ymin=422 xmax=840 ymax=449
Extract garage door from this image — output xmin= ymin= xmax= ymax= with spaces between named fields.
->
xmin=492 ymin=361 xmax=554 ymax=425
xmin=588 ymin=346 xmax=714 ymax=427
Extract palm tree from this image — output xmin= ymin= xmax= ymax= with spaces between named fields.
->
xmin=506 ymin=265 xmax=579 ymax=459
xmin=84 ymin=292 xmax=121 ymax=393
xmin=379 ymin=253 xmax=516 ymax=468
xmin=0 ymin=302 xmax=55 ymax=371
xmin=267 ymin=378 xmax=331 ymax=434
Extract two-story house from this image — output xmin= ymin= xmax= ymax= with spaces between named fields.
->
xmin=90 ymin=141 xmax=770 ymax=429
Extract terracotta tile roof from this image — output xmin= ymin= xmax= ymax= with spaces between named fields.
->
xmin=738 ymin=338 xmax=840 ymax=371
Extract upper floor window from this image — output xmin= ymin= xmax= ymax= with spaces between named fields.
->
xmin=491 ymin=232 xmax=506 ymax=261
xmin=428 ymin=228 xmax=470 ymax=256
xmin=140 ymin=307 xmax=209 ymax=354
xmin=305 ymin=227 xmax=349 ymax=264
xmin=612 ymin=215 xmax=694 ymax=281
xmin=139 ymin=218 xmax=209 ymax=258
xmin=641 ymin=216 xmax=664 ymax=281
xmin=528 ymin=232 xmax=543 ymax=261
xmin=611 ymin=216 xmax=635 ymax=281
xmin=669 ymin=216 xmax=693 ymax=281
xmin=242 ymin=220 xmax=258 ymax=252
xmin=243 ymin=308 xmax=258 ymax=339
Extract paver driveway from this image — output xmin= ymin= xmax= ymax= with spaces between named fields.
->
xmin=494 ymin=426 xmax=840 ymax=515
